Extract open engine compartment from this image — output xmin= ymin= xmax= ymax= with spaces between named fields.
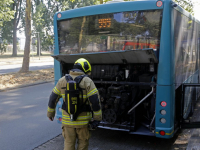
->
xmin=61 ymin=62 xmax=157 ymax=134
xmin=53 ymin=49 xmax=158 ymax=134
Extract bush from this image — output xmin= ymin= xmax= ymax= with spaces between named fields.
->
xmin=0 ymin=40 xmax=7 ymax=55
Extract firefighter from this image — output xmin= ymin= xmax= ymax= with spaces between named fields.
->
xmin=47 ymin=58 xmax=102 ymax=150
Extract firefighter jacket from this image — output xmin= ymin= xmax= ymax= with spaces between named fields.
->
xmin=47 ymin=69 xmax=102 ymax=128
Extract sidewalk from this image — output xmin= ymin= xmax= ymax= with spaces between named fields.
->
xmin=33 ymin=134 xmax=63 ymax=150
xmin=0 ymin=54 xmax=54 ymax=91
xmin=0 ymin=55 xmax=54 ymax=66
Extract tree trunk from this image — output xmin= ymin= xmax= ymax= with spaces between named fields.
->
xmin=37 ymin=35 xmax=39 ymax=55
xmin=12 ymin=27 xmax=17 ymax=56
xmin=12 ymin=8 xmax=18 ymax=57
xmin=36 ymin=34 xmax=41 ymax=55
xmin=12 ymin=0 xmax=22 ymax=57
xmin=19 ymin=0 xmax=31 ymax=73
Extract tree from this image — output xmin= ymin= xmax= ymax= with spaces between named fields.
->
xmin=0 ymin=21 xmax=12 ymax=54
xmin=0 ymin=0 xmax=15 ymax=26
xmin=100 ymin=0 xmax=131 ymax=4
xmin=32 ymin=1 xmax=58 ymax=54
xmin=32 ymin=2 xmax=45 ymax=55
xmin=58 ymin=0 xmax=98 ymax=10
xmin=12 ymin=0 xmax=24 ymax=56
xmin=0 ymin=0 xmax=25 ymax=57
xmin=174 ymin=0 xmax=194 ymax=15
xmin=0 ymin=0 xmax=15 ymax=55
xmin=19 ymin=0 xmax=31 ymax=73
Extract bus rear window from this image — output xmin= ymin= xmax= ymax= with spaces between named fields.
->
xmin=57 ymin=10 xmax=162 ymax=54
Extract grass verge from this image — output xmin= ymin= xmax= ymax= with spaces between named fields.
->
xmin=0 ymin=68 xmax=54 ymax=90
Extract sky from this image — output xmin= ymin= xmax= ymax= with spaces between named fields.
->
xmin=192 ymin=0 xmax=200 ymax=21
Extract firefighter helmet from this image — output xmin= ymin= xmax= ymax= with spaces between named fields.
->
xmin=73 ymin=58 xmax=91 ymax=73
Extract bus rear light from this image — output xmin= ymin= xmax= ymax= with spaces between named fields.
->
xmin=161 ymin=101 xmax=167 ymax=107
xmin=160 ymin=130 xmax=165 ymax=136
xmin=160 ymin=118 xmax=166 ymax=123
xmin=59 ymin=118 xmax=62 ymax=122
xmin=156 ymin=1 xmax=163 ymax=7
xmin=57 ymin=13 xmax=62 ymax=18
xmin=160 ymin=110 xmax=166 ymax=115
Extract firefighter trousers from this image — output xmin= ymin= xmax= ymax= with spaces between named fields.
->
xmin=62 ymin=126 xmax=91 ymax=150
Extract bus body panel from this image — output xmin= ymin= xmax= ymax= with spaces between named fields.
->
xmin=157 ymin=0 xmax=173 ymax=85
xmin=155 ymin=85 xmax=175 ymax=138
xmin=155 ymin=0 xmax=175 ymax=138
xmin=53 ymin=13 xmax=62 ymax=123
xmin=53 ymin=13 xmax=62 ymax=84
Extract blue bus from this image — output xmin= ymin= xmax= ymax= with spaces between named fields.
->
xmin=52 ymin=0 xmax=200 ymax=138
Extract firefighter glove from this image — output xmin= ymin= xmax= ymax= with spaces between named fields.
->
xmin=89 ymin=120 xmax=100 ymax=129
xmin=49 ymin=117 xmax=54 ymax=121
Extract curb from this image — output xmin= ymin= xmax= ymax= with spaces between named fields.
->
xmin=0 ymin=80 xmax=54 ymax=92
xmin=33 ymin=134 xmax=63 ymax=150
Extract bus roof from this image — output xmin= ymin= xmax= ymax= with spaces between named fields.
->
xmin=55 ymin=0 xmax=163 ymax=21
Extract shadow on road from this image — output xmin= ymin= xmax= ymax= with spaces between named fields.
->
xmin=89 ymin=128 xmax=181 ymax=150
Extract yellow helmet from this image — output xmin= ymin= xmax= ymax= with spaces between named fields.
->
xmin=73 ymin=58 xmax=91 ymax=73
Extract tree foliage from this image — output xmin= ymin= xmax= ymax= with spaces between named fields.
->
xmin=174 ymin=0 xmax=194 ymax=15
xmin=12 ymin=0 xmax=25 ymax=56
xmin=0 ymin=0 xmax=15 ymax=26
xmin=0 ymin=0 xmax=15 ymax=55
xmin=59 ymin=0 xmax=98 ymax=10
xmin=32 ymin=1 xmax=57 ymax=53
xmin=103 ymin=0 xmax=131 ymax=3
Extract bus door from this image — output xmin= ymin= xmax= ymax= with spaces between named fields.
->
xmin=180 ymin=83 xmax=200 ymax=128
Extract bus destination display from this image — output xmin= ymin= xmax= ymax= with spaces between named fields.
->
xmin=98 ymin=18 xmax=111 ymax=28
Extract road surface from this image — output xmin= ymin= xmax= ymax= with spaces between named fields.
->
xmin=1 ymin=82 xmax=200 ymax=150
xmin=0 ymin=82 xmax=61 ymax=150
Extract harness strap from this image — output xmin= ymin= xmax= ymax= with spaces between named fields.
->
xmin=65 ymin=74 xmax=88 ymax=83
xmin=74 ymin=74 xmax=88 ymax=84
xmin=65 ymin=74 xmax=73 ymax=82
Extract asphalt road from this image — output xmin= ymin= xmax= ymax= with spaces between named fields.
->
xmin=0 ymin=62 xmax=54 ymax=74
xmin=1 ymin=82 xmax=200 ymax=150
xmin=0 ymin=82 xmax=61 ymax=150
